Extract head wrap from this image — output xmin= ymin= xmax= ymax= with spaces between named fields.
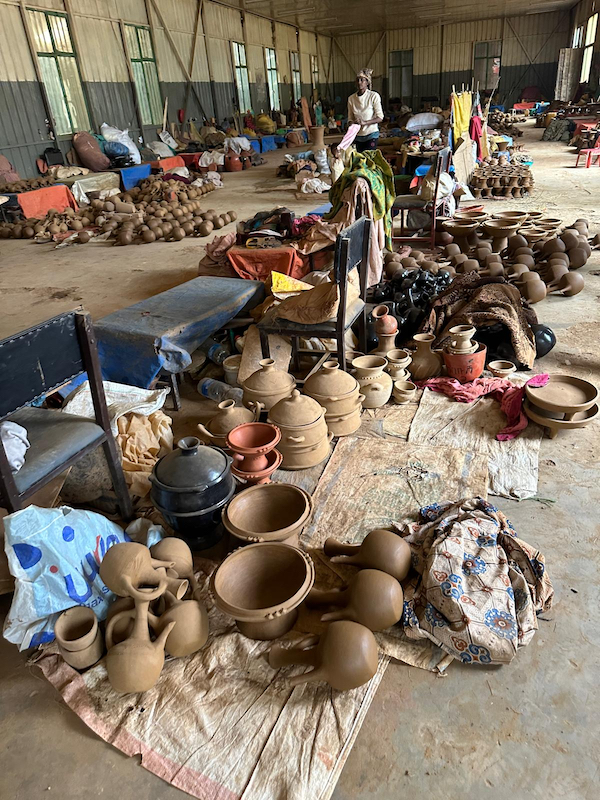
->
xmin=357 ymin=68 xmax=373 ymax=88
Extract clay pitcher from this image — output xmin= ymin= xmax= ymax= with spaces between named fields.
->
xmin=148 ymin=591 xmax=209 ymax=658
xmin=106 ymin=600 xmax=175 ymax=694
xmin=150 ymin=537 xmax=200 ymax=594
xmin=105 ymin=597 xmax=136 ymax=646
xmin=409 ymin=334 xmax=443 ymax=380
xmin=268 ymin=620 xmax=379 ymax=690
xmin=324 ymin=529 xmax=412 ymax=582
xmin=99 ymin=542 xmax=175 ymax=601
xmin=372 ymin=304 xmax=398 ymax=335
xmin=307 ymin=569 xmax=403 ymax=631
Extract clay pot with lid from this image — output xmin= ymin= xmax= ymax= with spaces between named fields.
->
xmin=307 ymin=569 xmax=403 ymax=631
xmin=268 ymin=620 xmax=378 ymax=690
xmin=409 ymin=333 xmax=443 ymax=380
xmin=242 ymin=358 xmax=295 ymax=411
xmin=210 ymin=542 xmax=315 ymax=640
xmin=268 ymin=390 xmax=332 ymax=469
xmin=304 ymin=360 xmax=363 ymax=436
xmin=197 ymin=399 xmax=261 ymax=448
xmin=54 ymin=606 xmax=104 ymax=670
xmin=99 ymin=542 xmax=175 ymax=602
xmin=324 ymin=529 xmax=411 ymax=581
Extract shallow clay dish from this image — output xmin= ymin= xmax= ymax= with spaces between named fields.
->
xmin=488 ymin=360 xmax=517 ymax=378
xmin=222 ymin=482 xmax=313 ymax=546
xmin=525 ymin=375 xmax=598 ymax=414
xmin=524 ymin=399 xmax=599 ymax=438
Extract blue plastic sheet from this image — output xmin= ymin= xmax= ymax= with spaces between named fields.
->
xmin=117 ymin=163 xmax=152 ymax=190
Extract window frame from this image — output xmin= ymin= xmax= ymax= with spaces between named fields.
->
xmin=124 ymin=23 xmax=163 ymax=126
xmin=232 ymin=41 xmax=252 ymax=113
xmin=264 ymin=47 xmax=280 ymax=112
xmin=580 ymin=13 xmax=598 ymax=83
xmin=388 ymin=49 xmax=413 ymax=102
xmin=310 ymin=54 xmax=319 ymax=93
xmin=573 ymin=25 xmax=584 ymax=48
xmin=473 ymin=40 xmax=502 ymax=91
xmin=290 ymin=51 xmax=302 ymax=103
xmin=27 ymin=8 xmax=90 ymax=136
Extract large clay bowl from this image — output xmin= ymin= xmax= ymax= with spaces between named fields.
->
xmin=524 ymin=399 xmax=599 ymax=439
xmin=454 ymin=211 xmax=487 ymax=223
xmin=525 ymin=375 xmax=598 ymax=415
xmin=210 ymin=542 xmax=315 ymax=639
xmin=492 ymin=210 xmax=528 ymax=224
xmin=222 ymin=482 xmax=313 ymax=547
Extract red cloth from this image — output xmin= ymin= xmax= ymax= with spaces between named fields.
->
xmin=150 ymin=156 xmax=185 ymax=171
xmin=469 ymin=115 xmax=484 ymax=159
xmin=227 ymin=245 xmax=311 ymax=282
xmin=179 ymin=153 xmax=202 ymax=168
xmin=416 ymin=373 xmax=550 ymax=440
xmin=17 ymin=185 xmax=78 ymax=218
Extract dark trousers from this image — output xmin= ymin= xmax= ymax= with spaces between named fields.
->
xmin=355 ymin=137 xmax=378 ymax=152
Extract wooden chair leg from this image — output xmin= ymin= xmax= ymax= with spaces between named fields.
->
xmin=259 ymin=328 xmax=271 ymax=359
xmin=293 ymin=336 xmax=301 ymax=372
xmin=336 ymin=329 xmax=346 ymax=372
xmin=102 ymin=437 xmax=134 ymax=520
xmin=170 ymin=372 xmax=181 ymax=411
xmin=358 ymin=306 xmax=367 ymax=353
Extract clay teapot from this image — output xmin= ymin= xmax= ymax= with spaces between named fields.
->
xmin=268 ymin=620 xmax=378 ymax=690
xmin=324 ymin=529 xmax=411 ymax=581
xmin=197 ymin=399 xmax=261 ymax=448
xmin=105 ymin=600 xmax=175 ymax=694
xmin=149 ymin=591 xmax=209 ymax=657
xmin=99 ymin=542 xmax=175 ymax=602
xmin=307 ymin=569 xmax=403 ymax=631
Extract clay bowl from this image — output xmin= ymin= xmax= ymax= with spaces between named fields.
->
xmin=393 ymin=380 xmax=417 ymax=404
xmin=522 ymin=227 xmax=548 ymax=244
xmin=482 ymin=219 xmax=520 ymax=252
xmin=210 ymin=542 xmax=315 ymax=639
xmin=524 ymin=399 xmax=599 ymax=439
xmin=222 ymin=482 xmax=313 ymax=547
xmin=488 ymin=360 xmax=517 ymax=378
xmin=538 ymin=217 xmax=562 ymax=228
xmin=454 ymin=211 xmax=487 ymax=224
xmin=231 ymin=448 xmax=282 ymax=485
xmin=525 ymin=375 xmax=598 ymax=416
xmin=492 ymin=210 xmax=528 ymax=225
xmin=227 ymin=422 xmax=281 ymax=472
xmin=526 ymin=211 xmax=543 ymax=220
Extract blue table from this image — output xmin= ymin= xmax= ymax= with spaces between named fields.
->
xmin=116 ymin=163 xmax=152 ymax=191
xmin=260 ymin=135 xmax=277 ymax=153
xmin=95 ymin=277 xmax=265 ymax=388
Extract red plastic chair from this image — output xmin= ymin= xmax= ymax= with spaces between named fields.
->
xmin=575 ymin=134 xmax=600 ymax=168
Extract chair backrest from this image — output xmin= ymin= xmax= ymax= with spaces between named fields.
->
xmin=333 ymin=216 xmax=371 ymax=337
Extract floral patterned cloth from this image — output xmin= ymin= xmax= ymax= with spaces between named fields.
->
xmin=396 ymin=498 xmax=553 ymax=665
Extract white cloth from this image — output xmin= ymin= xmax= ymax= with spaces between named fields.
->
xmin=347 ymin=90 xmax=383 ymax=137
xmin=0 ymin=421 xmax=29 ymax=472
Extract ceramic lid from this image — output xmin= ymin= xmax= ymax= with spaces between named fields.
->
xmin=242 ymin=358 xmax=295 ymax=394
xmin=304 ymin=360 xmax=358 ymax=399
xmin=269 ymin=390 xmax=324 ymax=427
xmin=153 ymin=437 xmax=230 ymax=490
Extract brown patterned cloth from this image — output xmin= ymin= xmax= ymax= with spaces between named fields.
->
xmin=419 ymin=273 xmax=538 ymax=368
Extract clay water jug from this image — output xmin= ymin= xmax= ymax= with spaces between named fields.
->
xmin=409 ymin=334 xmax=443 ymax=380
xmin=324 ymin=529 xmax=412 ymax=581
xmin=150 ymin=537 xmax=194 ymax=582
xmin=106 ymin=600 xmax=175 ymax=694
xmin=352 ymin=355 xmax=393 ymax=408
xmin=148 ymin=591 xmax=209 ymax=658
xmin=307 ymin=569 xmax=403 ymax=631
xmin=197 ymin=399 xmax=261 ymax=448
xmin=105 ymin=597 xmax=136 ymax=646
xmin=99 ymin=542 xmax=175 ymax=602
xmin=372 ymin=304 xmax=398 ymax=335
xmin=268 ymin=620 xmax=378 ymax=690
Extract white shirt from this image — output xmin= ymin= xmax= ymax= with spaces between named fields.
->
xmin=347 ymin=90 xmax=384 ymax=137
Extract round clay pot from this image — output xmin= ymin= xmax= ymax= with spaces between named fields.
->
xmin=227 ymin=422 xmax=281 ymax=472
xmin=148 ymin=591 xmax=209 ymax=658
xmin=488 ymin=360 xmax=517 ymax=378
xmin=392 ymin=380 xmax=417 ymax=404
xmin=54 ymin=606 xmax=104 ymax=670
xmin=222 ymin=482 xmax=312 ymax=547
xmin=99 ymin=542 xmax=175 ymax=601
xmin=231 ymin=448 xmax=282 ymax=485
xmin=372 ymin=304 xmax=398 ymax=335
xmin=268 ymin=390 xmax=332 ymax=469
xmin=242 ymin=358 xmax=296 ymax=411
xmin=446 ymin=324 xmax=477 ymax=355
xmin=443 ymin=343 xmax=488 ymax=383
xmin=409 ymin=333 xmax=443 ymax=380
xmin=547 ymin=272 xmax=585 ymax=297
xmin=197 ymin=399 xmax=261 ymax=448
xmin=324 ymin=529 xmax=411 ymax=581
xmin=352 ymin=355 xmax=393 ymax=408
xmin=210 ymin=542 xmax=315 ymax=640
xmin=303 ymin=360 xmax=362 ymax=435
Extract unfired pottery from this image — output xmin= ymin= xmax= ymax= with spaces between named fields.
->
xmin=525 ymin=375 xmax=598 ymax=415
xmin=268 ymin=390 xmax=332 ymax=469
xmin=303 ymin=360 xmax=363 ymax=436
xmin=150 ymin=537 xmax=195 ymax=584
xmin=54 ymin=606 xmax=104 ymax=670
xmin=99 ymin=542 xmax=174 ymax=602
xmin=197 ymin=399 xmax=261 ymax=448
xmin=488 ymin=360 xmax=517 ymax=378
xmin=352 ymin=355 xmax=393 ymax=408
xmin=324 ymin=529 xmax=412 ymax=582
xmin=392 ymin=380 xmax=417 ymax=404
xmin=241 ymin=358 xmax=296 ymax=411
xmin=446 ymin=325 xmax=477 ymax=355
xmin=409 ymin=334 xmax=443 ymax=380
xmin=268 ymin=620 xmax=378 ymax=690
xmin=222 ymin=482 xmax=312 ymax=547
xmin=148 ymin=591 xmax=208 ymax=658
xmin=524 ymin=399 xmax=599 ymax=439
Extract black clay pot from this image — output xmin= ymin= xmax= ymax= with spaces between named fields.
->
xmin=150 ymin=437 xmax=235 ymax=550
xmin=531 ymin=323 xmax=556 ymax=359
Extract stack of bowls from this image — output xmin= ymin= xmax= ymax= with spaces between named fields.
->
xmin=303 ymin=360 xmax=363 ymax=436
xmin=268 ymin=390 xmax=332 ymax=469
xmin=524 ymin=375 xmax=598 ymax=439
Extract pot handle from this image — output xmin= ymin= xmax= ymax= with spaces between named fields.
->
xmin=248 ymin=400 xmax=264 ymax=421
xmin=105 ymin=609 xmax=135 ymax=650
xmin=231 ymin=452 xmax=244 ymax=462
xmin=196 ymin=423 xmax=214 ymax=442
xmin=327 ymin=432 xmax=334 ymax=443
xmin=358 ymin=394 xmax=366 ymax=403
xmin=288 ymin=435 xmax=305 ymax=443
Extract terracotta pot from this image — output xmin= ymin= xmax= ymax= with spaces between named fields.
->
xmin=242 ymin=358 xmax=296 ymax=411
xmin=446 ymin=324 xmax=477 ymax=355
xmin=324 ymin=528 xmax=411 ymax=581
xmin=387 ymin=366 xmax=410 ymax=382
xmin=268 ymin=620 xmax=378 ymax=690
xmin=197 ymin=399 xmax=261 ymax=448
xmin=310 ymin=125 xmax=325 ymax=149
xmin=106 ymin=600 xmax=175 ymax=693
xmin=227 ymin=422 xmax=281 ymax=472
xmin=54 ymin=606 xmax=104 ymax=670
xmin=231 ymin=447 xmax=282 ymax=485
xmin=409 ymin=333 xmax=443 ymax=380
xmin=307 ymin=568 xmax=403 ymax=631
xmin=148 ymin=591 xmax=209 ymax=658
xmin=352 ymin=355 xmax=393 ymax=408
xmin=443 ymin=343 xmax=488 ymax=383
xmin=99 ymin=542 xmax=175 ymax=602
xmin=210 ymin=542 xmax=315 ymax=640
xmin=392 ymin=380 xmax=417 ymax=404
xmin=303 ymin=360 xmax=363 ymax=434
xmin=222 ymin=482 xmax=312 ymax=547
xmin=372 ymin=304 xmax=398 ymax=335
xmin=224 ymin=154 xmax=243 ymax=172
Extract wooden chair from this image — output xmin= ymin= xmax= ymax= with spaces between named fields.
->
xmin=575 ymin=134 xmax=600 ymax=167
xmin=0 ymin=310 xmax=133 ymax=519
xmin=391 ymin=147 xmax=451 ymax=248
xmin=258 ymin=216 xmax=371 ymax=375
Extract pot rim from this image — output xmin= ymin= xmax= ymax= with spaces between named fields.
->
xmin=222 ymin=483 xmax=312 ymax=539
xmin=226 ymin=422 xmax=281 ymax=454
xmin=152 ymin=481 xmax=235 ymax=518
xmin=54 ymin=606 xmax=98 ymax=651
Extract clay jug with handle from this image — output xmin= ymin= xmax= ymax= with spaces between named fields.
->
xmin=324 ymin=529 xmax=412 ymax=582
xmin=99 ymin=542 xmax=175 ymax=602
xmin=148 ymin=591 xmax=209 ymax=657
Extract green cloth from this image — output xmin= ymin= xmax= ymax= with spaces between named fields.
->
xmin=324 ymin=150 xmax=395 ymax=249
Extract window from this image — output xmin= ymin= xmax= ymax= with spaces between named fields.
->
xmin=581 ymin=14 xmax=598 ymax=83
xmin=232 ymin=42 xmax=252 ymax=112
xmin=124 ymin=25 xmax=162 ymax=125
xmin=389 ymin=50 xmax=413 ymax=102
xmin=311 ymin=54 xmax=319 ymax=92
xmin=265 ymin=47 xmax=280 ymax=111
xmin=573 ymin=26 xmax=584 ymax=48
xmin=290 ymin=51 xmax=302 ymax=102
xmin=27 ymin=10 xmax=89 ymax=136
xmin=473 ymin=41 xmax=501 ymax=91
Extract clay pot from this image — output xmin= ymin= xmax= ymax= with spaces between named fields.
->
xmin=443 ymin=220 xmax=478 ymax=253
xmin=310 ymin=125 xmax=325 ymax=149
xmin=443 ymin=343 xmax=487 ymax=383
xmin=224 ymin=154 xmax=243 ymax=172
xmin=99 ymin=542 xmax=175 ymax=602
xmin=148 ymin=591 xmax=209 ymax=658
xmin=222 ymin=482 xmax=312 ymax=547
xmin=409 ymin=333 xmax=443 ymax=380
xmin=488 ymin=360 xmax=517 ymax=378
xmin=392 ymin=380 xmax=417 ymax=404
xmin=268 ymin=390 xmax=332 ymax=469
xmin=150 ymin=537 xmax=194 ymax=584
xmin=547 ymin=272 xmax=585 ymax=297
xmin=446 ymin=324 xmax=477 ymax=355
xmin=54 ymin=606 xmax=104 ymax=670
xmin=197 ymin=399 xmax=261 ymax=448
xmin=268 ymin=620 xmax=378 ymax=690
xmin=308 ymin=569 xmax=403 ymax=631
xmin=303 ymin=360 xmax=363 ymax=436
xmin=231 ymin=448 xmax=282 ymax=485
xmin=211 ymin=542 xmax=314 ymax=640
xmin=372 ymin=332 xmax=398 ymax=356
xmin=372 ymin=304 xmax=398 ymax=335
xmin=385 ymin=348 xmax=412 ymax=381
xmin=227 ymin=422 xmax=281 ymax=473
xmin=352 ymin=355 xmax=393 ymax=408
xmin=242 ymin=358 xmax=296 ymax=411
xmin=567 ymin=247 xmax=588 ymax=269
xmin=324 ymin=529 xmax=411 ymax=581
xmin=483 ymin=219 xmax=520 ymax=253
xmin=518 ymin=279 xmax=547 ymax=304
xmin=106 ymin=600 xmax=175 ymax=693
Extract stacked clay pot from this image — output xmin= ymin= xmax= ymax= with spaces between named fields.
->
xmin=54 ymin=607 xmax=105 ymax=670
xmin=469 ymin=162 xmax=533 ymax=199
xmin=303 ymin=360 xmax=363 ymax=436
xmin=241 ymin=358 xmax=296 ymax=411
xmin=268 ymin=390 xmax=332 ymax=469
xmin=226 ymin=421 xmax=282 ymax=484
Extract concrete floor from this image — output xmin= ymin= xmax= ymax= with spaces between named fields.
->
xmin=1 ymin=122 xmax=600 ymax=800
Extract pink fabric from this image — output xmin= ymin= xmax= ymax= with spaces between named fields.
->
xmin=338 ymin=123 xmax=361 ymax=151
xmin=416 ymin=373 xmax=550 ymax=440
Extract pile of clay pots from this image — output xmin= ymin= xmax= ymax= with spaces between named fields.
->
xmin=54 ymin=538 xmax=208 ymax=694
xmin=0 ymin=175 xmax=55 ymax=193
xmin=470 ymin=162 xmax=534 ymax=199
xmin=489 ymin=110 xmax=525 ymax=136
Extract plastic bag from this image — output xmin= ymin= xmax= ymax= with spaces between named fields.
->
xmin=104 ymin=141 xmax=129 ymax=158
xmin=2 ymin=506 xmax=163 ymax=650
xmin=100 ymin=123 xmax=141 ymax=164
xmin=313 ymin=148 xmax=331 ymax=175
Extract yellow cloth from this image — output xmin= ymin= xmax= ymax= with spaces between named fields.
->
xmin=452 ymin=91 xmax=472 ymax=143
xmin=116 ymin=411 xmax=173 ymax=498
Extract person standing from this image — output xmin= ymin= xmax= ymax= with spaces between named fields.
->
xmin=347 ymin=68 xmax=384 ymax=152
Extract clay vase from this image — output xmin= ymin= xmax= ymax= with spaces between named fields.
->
xmin=226 ymin=422 xmax=281 ymax=473
xmin=268 ymin=620 xmax=379 ymax=690
xmin=324 ymin=529 xmax=411 ymax=582
xmin=307 ymin=569 xmax=403 ymax=631
xmin=105 ymin=597 xmax=136 ymax=646
xmin=54 ymin=606 xmax=104 ymax=670
xmin=197 ymin=399 xmax=261 ymax=448
xmin=372 ymin=304 xmax=398 ymax=335
xmin=446 ymin=325 xmax=477 ymax=355
xmin=372 ymin=332 xmax=398 ymax=356
xmin=241 ymin=358 xmax=296 ymax=412
xmin=99 ymin=542 xmax=175 ymax=602
xmin=352 ymin=355 xmax=393 ymax=408
xmin=148 ymin=591 xmax=209 ymax=658
xmin=105 ymin=600 xmax=175 ymax=694
xmin=409 ymin=333 xmax=443 ymax=380
xmin=310 ymin=125 xmax=325 ymax=149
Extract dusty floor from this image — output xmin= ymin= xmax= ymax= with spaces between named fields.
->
xmin=1 ymin=121 xmax=600 ymax=800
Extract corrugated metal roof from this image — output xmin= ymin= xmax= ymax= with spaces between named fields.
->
xmin=0 ymin=4 xmax=36 ymax=82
